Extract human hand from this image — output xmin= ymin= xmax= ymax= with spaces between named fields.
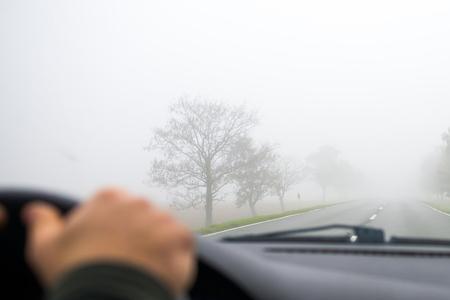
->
xmin=22 ymin=188 xmax=195 ymax=297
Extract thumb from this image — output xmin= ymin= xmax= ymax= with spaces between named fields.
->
xmin=0 ymin=204 xmax=7 ymax=229
xmin=22 ymin=202 xmax=64 ymax=252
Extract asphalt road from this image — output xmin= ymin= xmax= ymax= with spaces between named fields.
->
xmin=206 ymin=201 xmax=450 ymax=240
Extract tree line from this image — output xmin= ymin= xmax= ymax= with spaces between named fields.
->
xmin=421 ymin=128 xmax=450 ymax=200
xmin=146 ymin=97 xmax=357 ymax=226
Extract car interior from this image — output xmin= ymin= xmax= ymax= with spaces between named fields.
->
xmin=2 ymin=189 xmax=450 ymax=300
xmin=2 ymin=2 xmax=450 ymax=300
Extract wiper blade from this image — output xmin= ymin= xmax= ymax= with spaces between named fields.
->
xmin=389 ymin=236 xmax=450 ymax=247
xmin=223 ymin=224 xmax=385 ymax=244
xmin=223 ymin=235 xmax=352 ymax=243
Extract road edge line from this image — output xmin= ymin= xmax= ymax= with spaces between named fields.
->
xmin=202 ymin=208 xmax=322 ymax=237
xmin=423 ymin=203 xmax=450 ymax=217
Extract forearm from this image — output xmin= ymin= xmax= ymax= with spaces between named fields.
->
xmin=47 ymin=263 xmax=173 ymax=300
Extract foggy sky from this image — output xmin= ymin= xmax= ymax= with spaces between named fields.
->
xmin=1 ymin=0 xmax=449 ymax=202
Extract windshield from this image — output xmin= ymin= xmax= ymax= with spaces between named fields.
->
xmin=1 ymin=1 xmax=449 ymax=241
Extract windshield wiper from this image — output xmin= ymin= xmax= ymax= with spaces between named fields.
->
xmin=223 ymin=224 xmax=385 ymax=244
xmin=389 ymin=236 xmax=450 ymax=247
xmin=222 ymin=225 xmax=450 ymax=248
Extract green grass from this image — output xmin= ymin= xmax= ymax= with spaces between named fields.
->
xmin=424 ymin=201 xmax=450 ymax=213
xmin=197 ymin=202 xmax=343 ymax=235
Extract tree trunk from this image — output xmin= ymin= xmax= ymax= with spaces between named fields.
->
xmin=205 ymin=181 xmax=213 ymax=226
xmin=205 ymin=160 xmax=213 ymax=226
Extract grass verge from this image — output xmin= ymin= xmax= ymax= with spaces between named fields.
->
xmin=424 ymin=201 xmax=450 ymax=214
xmin=197 ymin=202 xmax=342 ymax=235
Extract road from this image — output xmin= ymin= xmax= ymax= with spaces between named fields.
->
xmin=206 ymin=201 xmax=450 ymax=240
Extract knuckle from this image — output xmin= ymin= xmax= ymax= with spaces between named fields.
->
xmin=180 ymin=226 xmax=194 ymax=243
xmin=94 ymin=187 xmax=126 ymax=202
xmin=132 ymin=198 xmax=152 ymax=209
xmin=169 ymin=222 xmax=191 ymax=240
xmin=159 ymin=211 xmax=175 ymax=224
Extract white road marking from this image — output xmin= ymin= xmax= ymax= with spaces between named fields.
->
xmin=369 ymin=214 xmax=377 ymax=221
xmin=202 ymin=208 xmax=322 ymax=237
xmin=423 ymin=203 xmax=450 ymax=217
xmin=378 ymin=206 xmax=384 ymax=211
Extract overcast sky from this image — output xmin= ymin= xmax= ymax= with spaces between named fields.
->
xmin=1 ymin=0 xmax=449 ymax=201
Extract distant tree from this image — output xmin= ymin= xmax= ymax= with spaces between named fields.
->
xmin=440 ymin=128 xmax=450 ymax=197
xmin=273 ymin=158 xmax=306 ymax=211
xmin=443 ymin=128 xmax=450 ymax=156
xmin=147 ymin=97 xmax=256 ymax=226
xmin=421 ymin=151 xmax=449 ymax=200
xmin=306 ymin=146 xmax=346 ymax=201
xmin=421 ymin=128 xmax=450 ymax=200
xmin=231 ymin=138 xmax=278 ymax=216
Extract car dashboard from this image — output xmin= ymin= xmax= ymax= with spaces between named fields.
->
xmin=189 ymin=237 xmax=450 ymax=300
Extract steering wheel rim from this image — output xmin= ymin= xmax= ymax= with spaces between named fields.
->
xmin=0 ymin=188 xmax=78 ymax=300
xmin=0 ymin=188 xmax=256 ymax=300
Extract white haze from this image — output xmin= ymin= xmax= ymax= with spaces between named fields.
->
xmin=1 ymin=1 xmax=449 ymax=208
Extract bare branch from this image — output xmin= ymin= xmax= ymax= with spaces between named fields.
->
xmin=146 ymin=97 xmax=257 ymax=225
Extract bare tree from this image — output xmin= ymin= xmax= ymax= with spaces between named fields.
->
xmin=273 ymin=158 xmax=306 ymax=211
xmin=231 ymin=138 xmax=278 ymax=216
xmin=147 ymin=97 xmax=256 ymax=226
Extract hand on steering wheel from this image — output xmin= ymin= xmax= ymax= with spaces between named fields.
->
xmin=0 ymin=188 xmax=196 ymax=300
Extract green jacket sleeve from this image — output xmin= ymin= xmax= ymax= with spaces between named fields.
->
xmin=46 ymin=263 xmax=174 ymax=300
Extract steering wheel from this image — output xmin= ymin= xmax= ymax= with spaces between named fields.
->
xmin=0 ymin=188 xmax=255 ymax=300
xmin=0 ymin=189 xmax=77 ymax=300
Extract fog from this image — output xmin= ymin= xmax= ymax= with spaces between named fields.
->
xmin=1 ymin=1 xmax=450 ymax=226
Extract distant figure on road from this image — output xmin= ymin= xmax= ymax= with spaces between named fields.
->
xmin=297 ymin=193 xmax=301 ymax=201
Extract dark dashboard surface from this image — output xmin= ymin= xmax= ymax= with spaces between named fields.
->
xmin=191 ymin=237 xmax=450 ymax=300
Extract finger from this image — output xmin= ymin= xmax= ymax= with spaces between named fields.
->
xmin=22 ymin=202 xmax=64 ymax=249
xmin=0 ymin=204 xmax=7 ymax=229
xmin=95 ymin=187 xmax=129 ymax=199
xmin=168 ymin=242 xmax=196 ymax=296
xmin=175 ymin=250 xmax=197 ymax=292
xmin=91 ymin=187 xmax=130 ymax=204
